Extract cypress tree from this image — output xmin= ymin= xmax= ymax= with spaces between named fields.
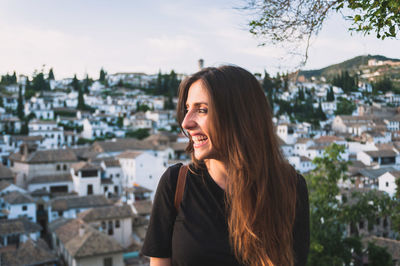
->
xmin=48 ymin=68 xmax=55 ymax=80
xmin=99 ymin=68 xmax=106 ymax=82
xmin=77 ymin=85 xmax=85 ymax=110
xmin=71 ymin=75 xmax=80 ymax=91
xmin=262 ymin=70 xmax=274 ymax=93
xmin=17 ymin=85 xmax=24 ymax=120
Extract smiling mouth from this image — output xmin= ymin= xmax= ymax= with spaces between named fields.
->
xmin=192 ymin=135 xmax=208 ymax=148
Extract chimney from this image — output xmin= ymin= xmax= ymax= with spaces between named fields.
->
xmin=19 ymin=144 xmax=29 ymax=158
xmin=198 ymin=59 xmax=204 ymax=70
xmin=79 ymin=224 xmax=85 ymax=237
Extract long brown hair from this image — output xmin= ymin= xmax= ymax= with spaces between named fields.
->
xmin=177 ymin=65 xmax=298 ymax=266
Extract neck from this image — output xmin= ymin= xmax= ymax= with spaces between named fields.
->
xmin=205 ymin=159 xmax=228 ymax=190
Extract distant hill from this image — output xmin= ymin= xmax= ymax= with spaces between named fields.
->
xmin=298 ymin=55 xmax=400 ymax=81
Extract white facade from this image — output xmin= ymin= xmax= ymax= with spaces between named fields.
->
xmin=378 ymin=172 xmax=399 ymax=197
xmin=118 ymin=152 xmax=167 ymax=197
xmin=28 ymin=120 xmax=64 ymax=149
xmin=287 ymin=156 xmax=315 ymax=173
xmin=71 ymin=167 xmax=102 ymax=196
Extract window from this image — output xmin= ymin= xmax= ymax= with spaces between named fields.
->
xmin=87 ymin=184 xmax=93 ymax=195
xmin=103 ymin=257 xmax=112 ymax=266
xmin=22 ymin=205 xmax=27 ymax=211
xmin=116 ymin=174 xmax=120 ymax=178
xmin=115 ymin=220 xmax=120 ymax=228
xmin=359 ymin=221 xmax=364 ymax=229
xmin=56 ymin=164 xmax=60 ymax=171
xmin=386 ymin=182 xmax=389 ymax=187
xmin=101 ymin=221 xmax=106 ymax=230
xmin=63 ymin=164 xmax=67 ymax=170
xmin=110 ymin=174 xmax=113 ymax=178
xmin=108 ymin=221 xmax=114 ymax=235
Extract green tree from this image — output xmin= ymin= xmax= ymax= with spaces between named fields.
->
xmin=367 ymin=242 xmax=393 ymax=266
xmin=99 ymin=68 xmax=106 ymax=82
xmin=335 ymin=97 xmax=356 ymax=115
xmin=244 ymin=0 xmax=400 ymax=63
xmin=24 ymin=78 xmax=35 ymax=100
xmin=168 ymin=70 xmax=179 ymax=97
xmin=17 ymin=85 xmax=24 ymax=120
xmin=117 ymin=115 xmax=124 ymax=128
xmin=392 ymin=177 xmax=400 ymax=235
xmin=306 ymin=144 xmax=396 ymax=265
xmin=125 ymin=128 xmax=150 ymax=140
xmin=31 ymin=72 xmax=50 ymax=92
xmin=306 ymin=144 xmax=357 ymax=265
xmin=315 ymin=102 xmax=326 ymax=121
xmin=262 ymin=70 xmax=274 ymax=93
xmin=155 ymin=70 xmax=162 ymax=94
xmin=77 ymin=85 xmax=85 ymax=110
xmin=82 ymin=74 xmax=92 ymax=93
xmin=71 ymin=75 xmax=80 ymax=91
xmin=48 ymin=68 xmax=55 ymax=80
xmin=373 ymin=76 xmax=393 ymax=94
xmin=298 ymin=87 xmax=305 ymax=101
xmin=20 ymin=120 xmax=29 ymax=135
xmin=326 ymin=87 xmax=335 ymax=102
xmin=136 ymin=102 xmax=151 ymax=112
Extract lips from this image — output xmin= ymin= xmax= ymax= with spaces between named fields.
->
xmin=192 ymin=134 xmax=209 ymax=148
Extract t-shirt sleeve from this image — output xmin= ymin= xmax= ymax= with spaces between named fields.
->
xmin=293 ymin=174 xmax=310 ymax=266
xmin=141 ymin=163 xmax=182 ymax=258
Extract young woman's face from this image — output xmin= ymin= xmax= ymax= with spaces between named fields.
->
xmin=182 ymin=80 xmax=216 ymax=161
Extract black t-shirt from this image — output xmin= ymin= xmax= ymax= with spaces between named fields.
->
xmin=142 ymin=163 xmax=310 ymax=266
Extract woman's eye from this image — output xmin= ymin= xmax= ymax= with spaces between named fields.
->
xmin=198 ymin=108 xmax=208 ymax=114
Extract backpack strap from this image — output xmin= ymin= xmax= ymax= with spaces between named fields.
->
xmin=174 ymin=164 xmax=188 ymax=212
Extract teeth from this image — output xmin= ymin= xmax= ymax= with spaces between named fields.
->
xmin=192 ymin=135 xmax=208 ymax=143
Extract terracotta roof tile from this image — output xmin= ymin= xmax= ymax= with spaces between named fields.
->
xmin=133 ymin=200 xmax=152 ymax=215
xmin=0 ymin=239 xmax=58 ymax=266
xmin=0 ymin=217 xmax=41 ymax=236
xmin=78 ymin=204 xmax=134 ymax=222
xmin=29 ymin=174 xmax=72 ymax=184
xmin=51 ymin=195 xmax=112 ymax=211
xmin=0 ymin=165 xmax=13 ymax=179
xmin=3 ymin=191 xmax=35 ymax=204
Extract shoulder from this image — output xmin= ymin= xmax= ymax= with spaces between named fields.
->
xmin=158 ymin=163 xmax=183 ymax=190
xmin=294 ymin=173 xmax=309 ymax=216
xmin=295 ymin=173 xmax=308 ymax=195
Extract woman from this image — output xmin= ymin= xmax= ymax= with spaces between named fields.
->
xmin=142 ymin=65 xmax=309 ymax=266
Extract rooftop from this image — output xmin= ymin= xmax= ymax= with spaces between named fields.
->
xmin=53 ymin=219 xmax=124 ymax=259
xmin=3 ymin=190 xmax=35 ymax=204
xmin=0 ymin=239 xmax=58 ymax=266
xmin=78 ymin=204 xmax=134 ymax=222
xmin=0 ymin=217 xmax=42 ymax=236
xmin=9 ymin=148 xmax=78 ymax=164
xmin=29 ymin=174 xmax=72 ymax=184
xmin=51 ymin=195 xmax=112 ymax=211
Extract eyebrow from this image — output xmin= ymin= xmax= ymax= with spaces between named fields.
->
xmin=185 ymin=102 xmax=209 ymax=107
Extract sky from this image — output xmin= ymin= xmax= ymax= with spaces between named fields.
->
xmin=1 ymin=0 xmax=399 ymax=79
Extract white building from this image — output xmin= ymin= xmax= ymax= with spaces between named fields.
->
xmin=378 ymin=171 xmax=400 ymax=197
xmin=71 ymin=162 xmax=102 ymax=196
xmin=117 ymin=150 xmax=167 ymax=197
xmin=49 ymin=218 xmax=124 ymax=266
xmin=2 ymin=190 xmax=37 ymax=222
xmin=28 ymin=120 xmax=64 ymax=149
xmin=78 ymin=204 xmax=135 ymax=248
xmin=49 ymin=194 xmax=112 ymax=222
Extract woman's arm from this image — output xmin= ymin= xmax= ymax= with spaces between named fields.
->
xmin=150 ymin=257 xmax=171 ymax=266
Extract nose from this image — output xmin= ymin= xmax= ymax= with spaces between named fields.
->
xmin=181 ymin=110 xmax=197 ymax=130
